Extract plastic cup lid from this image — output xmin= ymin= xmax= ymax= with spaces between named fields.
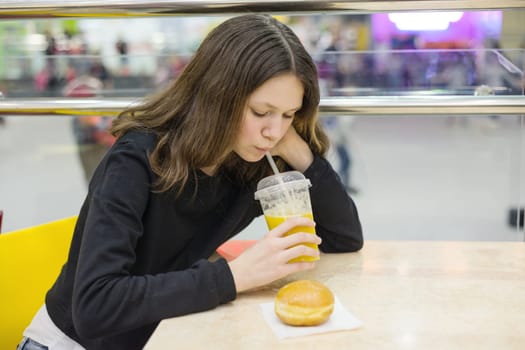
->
xmin=254 ymin=171 xmax=311 ymax=200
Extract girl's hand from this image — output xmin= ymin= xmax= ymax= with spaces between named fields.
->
xmin=228 ymin=216 xmax=321 ymax=293
xmin=271 ymin=126 xmax=314 ymax=172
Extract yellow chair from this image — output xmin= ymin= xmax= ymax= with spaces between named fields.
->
xmin=0 ymin=216 xmax=77 ymax=350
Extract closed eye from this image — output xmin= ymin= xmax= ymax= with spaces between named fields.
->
xmin=250 ymin=107 xmax=296 ymax=119
xmin=251 ymin=108 xmax=269 ymax=117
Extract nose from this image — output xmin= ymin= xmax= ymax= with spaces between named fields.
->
xmin=261 ymin=116 xmax=284 ymax=141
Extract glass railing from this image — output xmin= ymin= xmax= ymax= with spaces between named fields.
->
xmin=315 ymin=49 xmax=524 ymax=97
xmin=1 ymin=49 xmax=523 ymax=98
xmin=0 ymin=53 xmax=192 ymax=98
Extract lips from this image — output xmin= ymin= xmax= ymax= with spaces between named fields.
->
xmin=255 ymin=146 xmax=271 ymax=153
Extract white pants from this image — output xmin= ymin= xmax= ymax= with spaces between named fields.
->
xmin=23 ymin=305 xmax=85 ymax=350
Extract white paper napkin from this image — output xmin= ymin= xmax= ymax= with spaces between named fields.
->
xmin=259 ymin=296 xmax=363 ymax=339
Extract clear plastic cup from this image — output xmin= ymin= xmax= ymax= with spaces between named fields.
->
xmin=254 ymin=171 xmax=318 ymax=263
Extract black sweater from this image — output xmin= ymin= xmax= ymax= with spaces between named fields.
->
xmin=46 ymin=130 xmax=363 ymax=349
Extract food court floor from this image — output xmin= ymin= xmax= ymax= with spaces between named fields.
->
xmin=0 ymin=114 xmax=524 ymax=241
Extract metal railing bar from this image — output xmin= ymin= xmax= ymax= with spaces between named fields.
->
xmin=1 ymin=96 xmax=524 ymax=116
xmin=1 ymin=0 xmax=524 ymax=19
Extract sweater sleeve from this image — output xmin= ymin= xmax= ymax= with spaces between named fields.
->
xmin=71 ymin=137 xmax=236 ymax=340
xmin=303 ymin=154 xmax=363 ymax=253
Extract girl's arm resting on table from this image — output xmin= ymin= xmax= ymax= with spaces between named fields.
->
xmin=230 ymin=132 xmax=363 ymax=294
xmin=304 ymin=154 xmax=363 ymax=252
xmin=228 ymin=158 xmax=362 ymax=294
xmin=274 ymin=127 xmax=363 ymax=253
xmin=73 ymin=256 xmax=236 ymax=339
xmin=71 ymin=139 xmax=236 ymax=339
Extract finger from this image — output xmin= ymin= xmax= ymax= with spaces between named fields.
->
xmin=281 ymin=244 xmax=320 ymax=263
xmin=266 ymin=216 xmax=315 ymax=238
xmin=280 ymin=261 xmax=316 ymax=275
xmin=279 ymin=232 xmax=321 ymax=249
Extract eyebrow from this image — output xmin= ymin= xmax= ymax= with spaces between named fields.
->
xmin=252 ymin=102 xmax=302 ymax=113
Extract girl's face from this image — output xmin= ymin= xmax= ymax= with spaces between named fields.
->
xmin=233 ymin=73 xmax=304 ymax=162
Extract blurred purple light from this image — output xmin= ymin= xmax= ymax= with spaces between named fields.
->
xmin=372 ymin=11 xmax=502 ymax=47
xmin=388 ymin=12 xmax=463 ymax=31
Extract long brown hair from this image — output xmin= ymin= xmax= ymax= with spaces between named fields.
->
xmin=111 ymin=14 xmax=329 ymax=193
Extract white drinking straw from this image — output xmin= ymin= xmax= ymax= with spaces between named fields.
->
xmin=265 ymin=152 xmax=280 ymax=175
xmin=265 ymin=152 xmax=296 ymax=212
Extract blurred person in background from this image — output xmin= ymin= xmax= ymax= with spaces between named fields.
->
xmin=115 ymin=37 xmax=130 ymax=75
xmin=322 ymin=115 xmax=358 ymax=194
xmin=88 ymin=55 xmax=112 ymax=89
xmin=153 ymin=54 xmax=189 ymax=88
xmin=63 ymin=74 xmax=116 ymax=184
xmin=317 ymin=23 xmax=359 ymax=194
xmin=42 ymin=31 xmax=60 ymax=96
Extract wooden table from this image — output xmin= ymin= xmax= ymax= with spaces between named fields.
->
xmin=144 ymin=241 xmax=525 ymax=350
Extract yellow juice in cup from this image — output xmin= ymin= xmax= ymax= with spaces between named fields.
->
xmin=264 ymin=212 xmax=319 ymax=263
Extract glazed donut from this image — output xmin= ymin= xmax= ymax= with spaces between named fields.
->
xmin=274 ymin=280 xmax=334 ymax=326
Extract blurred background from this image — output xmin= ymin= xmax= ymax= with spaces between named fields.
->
xmin=0 ymin=5 xmax=524 ymax=241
